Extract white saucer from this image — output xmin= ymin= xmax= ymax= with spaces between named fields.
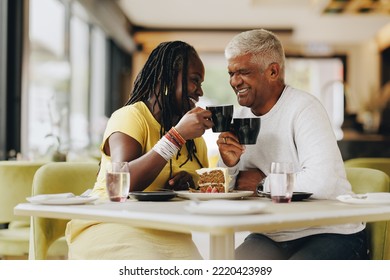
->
xmin=175 ymin=190 xmax=253 ymax=200
xmin=27 ymin=193 xmax=99 ymax=205
xmin=337 ymin=193 xmax=390 ymax=205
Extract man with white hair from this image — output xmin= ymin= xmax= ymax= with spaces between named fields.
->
xmin=217 ymin=29 xmax=368 ymax=260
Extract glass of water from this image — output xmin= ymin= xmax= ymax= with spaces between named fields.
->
xmin=269 ymin=162 xmax=295 ymax=203
xmin=106 ymin=162 xmax=130 ymax=202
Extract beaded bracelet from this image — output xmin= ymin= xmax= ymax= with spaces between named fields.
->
xmin=170 ymin=127 xmax=186 ymax=145
xmin=165 ymin=132 xmax=181 ymax=149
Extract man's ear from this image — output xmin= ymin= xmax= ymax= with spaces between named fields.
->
xmin=268 ymin=63 xmax=280 ymax=80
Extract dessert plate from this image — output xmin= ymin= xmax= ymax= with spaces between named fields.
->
xmin=175 ymin=190 xmax=253 ymax=200
xmin=27 ymin=193 xmax=99 ymax=205
xmin=129 ymin=190 xmax=177 ymax=201
xmin=336 ymin=192 xmax=390 ymax=205
xmin=185 ymin=200 xmax=267 ymax=215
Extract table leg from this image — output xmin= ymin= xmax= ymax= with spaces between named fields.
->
xmin=209 ymin=233 xmax=235 ymax=260
xmin=28 ymin=216 xmax=36 ymax=260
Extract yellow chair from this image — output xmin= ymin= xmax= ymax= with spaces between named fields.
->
xmin=345 ymin=157 xmax=390 ymax=178
xmin=0 ymin=161 xmax=73 ymax=259
xmin=0 ymin=161 xmax=44 ymax=259
xmin=345 ymin=167 xmax=390 ymax=260
xmin=29 ymin=161 xmax=99 ymax=259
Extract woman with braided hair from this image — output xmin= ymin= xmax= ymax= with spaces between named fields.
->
xmin=65 ymin=41 xmax=213 ymax=259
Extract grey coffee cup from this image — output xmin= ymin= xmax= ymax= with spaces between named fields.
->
xmin=206 ymin=104 xmax=234 ymax=132
xmin=232 ymin=118 xmax=261 ymax=144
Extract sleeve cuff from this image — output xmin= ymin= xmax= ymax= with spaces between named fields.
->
xmin=218 ymin=159 xmax=239 ymax=190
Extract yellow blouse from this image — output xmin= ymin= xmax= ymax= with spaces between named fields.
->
xmin=65 ymin=102 xmax=208 ymax=259
xmin=94 ymin=101 xmax=209 ymax=197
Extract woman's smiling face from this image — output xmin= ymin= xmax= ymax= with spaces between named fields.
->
xmin=175 ymin=53 xmax=205 ymax=113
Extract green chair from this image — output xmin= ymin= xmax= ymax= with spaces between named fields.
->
xmin=345 ymin=157 xmax=390 ymax=178
xmin=29 ymin=161 xmax=99 ymax=259
xmin=345 ymin=167 xmax=390 ymax=260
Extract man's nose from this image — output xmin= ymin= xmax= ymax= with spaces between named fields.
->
xmin=230 ymin=74 xmax=242 ymax=88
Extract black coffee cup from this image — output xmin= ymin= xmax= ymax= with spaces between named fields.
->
xmin=232 ymin=118 xmax=261 ymax=145
xmin=206 ymin=104 xmax=234 ymax=132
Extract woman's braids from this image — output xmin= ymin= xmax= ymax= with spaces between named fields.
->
xmin=125 ymin=41 xmax=204 ymax=176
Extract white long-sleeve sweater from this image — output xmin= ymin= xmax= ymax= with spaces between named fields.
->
xmin=220 ymin=85 xmax=365 ymax=241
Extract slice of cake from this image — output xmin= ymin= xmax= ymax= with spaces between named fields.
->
xmin=193 ymin=167 xmax=231 ymax=193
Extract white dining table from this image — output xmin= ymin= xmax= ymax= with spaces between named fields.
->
xmin=14 ymin=197 xmax=390 ymax=259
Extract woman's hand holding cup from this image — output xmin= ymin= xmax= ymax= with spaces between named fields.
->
xmin=175 ymin=107 xmax=213 ymax=140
